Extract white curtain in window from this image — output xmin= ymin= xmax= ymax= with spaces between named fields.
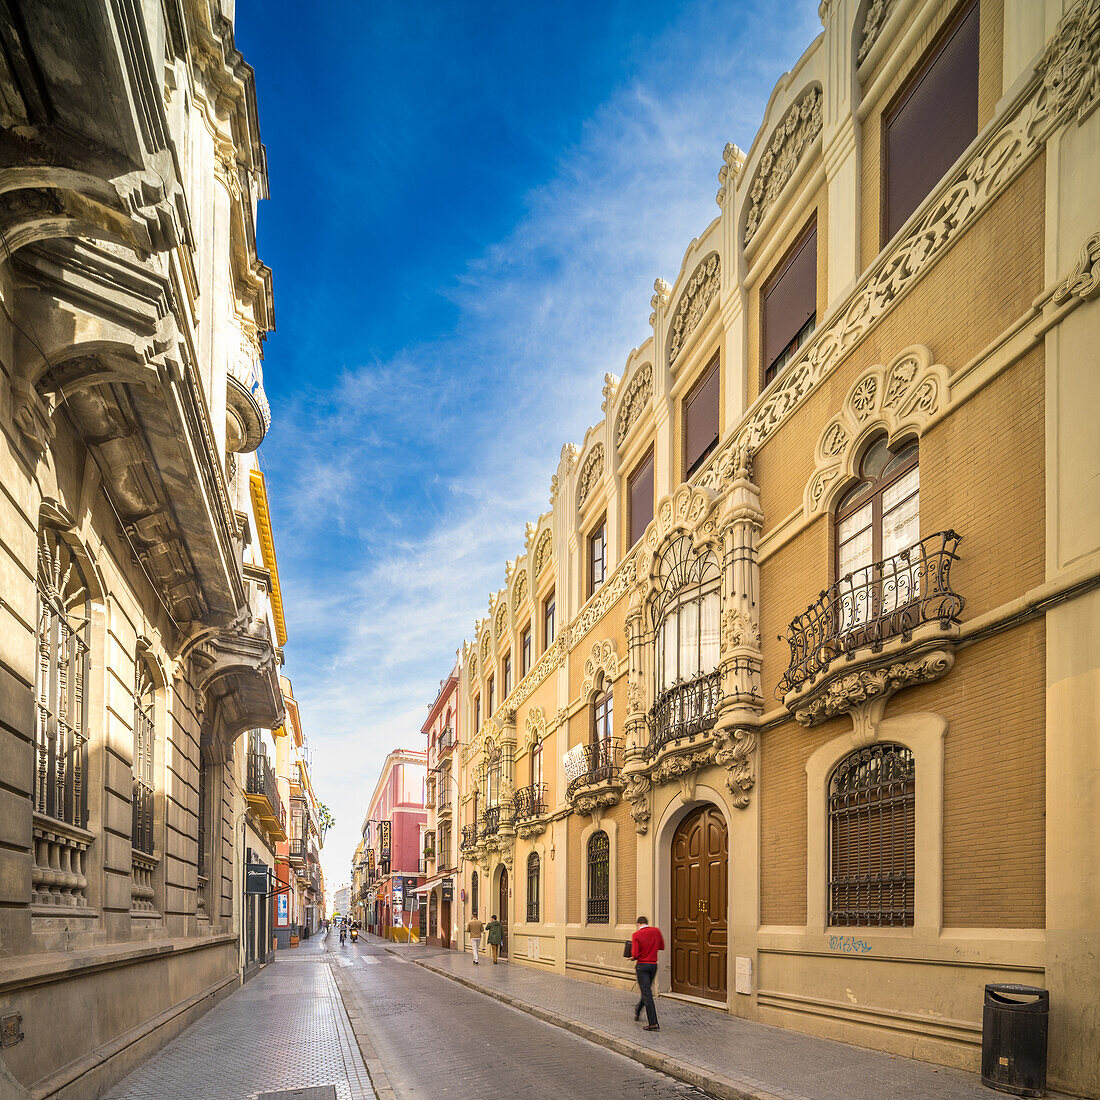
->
xmin=700 ymin=589 xmax=720 ymax=673
xmin=681 ymin=599 xmax=700 ymax=682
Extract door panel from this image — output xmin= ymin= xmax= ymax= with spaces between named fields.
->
xmin=499 ymin=867 xmax=509 ymax=957
xmin=671 ymin=806 xmax=728 ymax=1001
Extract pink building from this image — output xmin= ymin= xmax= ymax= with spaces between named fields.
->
xmin=360 ymin=749 xmax=427 ymax=938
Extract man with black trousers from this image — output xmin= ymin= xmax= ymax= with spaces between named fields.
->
xmin=631 ymin=915 xmax=665 ymax=1031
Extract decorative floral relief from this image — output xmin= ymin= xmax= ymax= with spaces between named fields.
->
xmin=581 ymin=639 xmax=619 ymax=699
xmin=857 ymin=0 xmax=893 ymax=65
xmin=721 ymin=607 xmax=761 ymax=653
xmin=743 ymin=86 xmax=822 ymax=246
xmin=577 ymin=443 xmax=605 ymax=508
xmin=523 ymin=706 xmax=546 ymax=750
xmin=513 ymin=570 xmax=528 ymax=607
xmin=495 ymin=600 xmax=508 ymax=638
xmin=480 ymin=631 xmax=491 ymax=665
xmin=532 ymin=529 xmax=553 ymax=576
xmin=623 ymin=771 xmax=652 ymax=834
xmin=804 ymin=346 xmax=948 ymax=516
xmin=649 ymin=278 xmax=671 ymax=327
xmin=714 ymin=727 xmax=757 ymax=808
xmin=1053 ymin=231 xmax=1100 ymax=303
xmin=668 ymin=253 xmax=720 ymax=364
xmin=616 ymin=363 xmax=653 ymax=448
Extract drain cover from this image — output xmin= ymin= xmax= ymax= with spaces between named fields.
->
xmin=257 ymin=1089 xmax=337 ymax=1100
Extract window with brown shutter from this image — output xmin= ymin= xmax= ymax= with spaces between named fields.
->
xmin=828 ymin=743 xmax=915 ymax=927
xmin=588 ymin=516 xmax=607 ymax=598
xmin=762 ymin=219 xmax=817 ymax=388
xmin=884 ymin=0 xmax=979 ymax=243
xmin=683 ymin=355 xmax=720 ymax=477
xmin=628 ymin=449 xmax=655 ymax=548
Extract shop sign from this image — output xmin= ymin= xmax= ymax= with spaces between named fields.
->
xmin=367 ymin=849 xmax=376 ymax=871
xmin=277 ymin=892 xmax=289 ymax=926
xmin=441 ymin=880 xmax=454 ymax=901
xmin=379 ymin=820 xmax=391 ymax=859
xmin=245 ymin=863 xmax=269 ymax=895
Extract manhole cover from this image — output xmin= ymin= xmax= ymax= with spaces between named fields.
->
xmin=257 ymin=1089 xmax=337 ymax=1100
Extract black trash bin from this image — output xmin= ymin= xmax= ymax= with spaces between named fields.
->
xmin=981 ymin=984 xmax=1048 ymax=1097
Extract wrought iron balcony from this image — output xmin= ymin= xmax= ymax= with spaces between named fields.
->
xmin=482 ymin=806 xmax=501 ymax=837
xmin=289 ymin=838 xmax=308 ymax=864
xmin=460 ymin=824 xmax=478 ymax=851
xmin=436 ymin=789 xmax=452 ymax=816
xmin=511 ymin=783 xmax=547 ymax=821
xmin=646 ymin=669 xmax=723 ymax=758
xmin=778 ymin=532 xmax=965 ymax=697
xmin=438 ymin=725 xmax=455 ymax=752
xmin=246 ymin=751 xmax=287 ymax=841
xmin=565 ymin=738 xmax=623 ymax=799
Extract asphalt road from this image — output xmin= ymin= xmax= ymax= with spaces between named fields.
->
xmin=334 ymin=939 xmax=716 ymax=1100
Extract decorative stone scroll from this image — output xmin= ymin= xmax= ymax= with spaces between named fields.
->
xmin=577 ymin=443 xmax=604 ymax=509
xmin=743 ymin=86 xmax=822 ymax=246
xmin=804 ymin=346 xmax=949 ymax=515
xmin=1053 ymin=231 xmax=1100 ymax=304
xmin=513 ymin=570 xmax=528 ymax=607
xmin=495 ymin=600 xmax=507 ymax=638
xmin=668 ymin=253 xmax=720 ymax=364
xmin=616 ymin=363 xmax=653 ymax=447
xmin=480 ymin=631 xmax=491 ymax=665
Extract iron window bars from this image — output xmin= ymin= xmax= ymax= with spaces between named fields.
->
xmin=471 ymin=870 xmax=479 ymax=917
xmin=35 ymin=528 xmax=90 ymax=828
xmin=527 ymin=852 xmax=540 ymax=922
xmin=828 ymin=743 xmax=915 ymax=927
xmin=778 ymin=531 xmax=964 ymax=696
xmin=132 ymin=658 xmax=156 ymax=855
xmin=586 ymin=831 xmax=610 ymax=924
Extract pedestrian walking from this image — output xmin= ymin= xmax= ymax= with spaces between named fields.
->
xmin=630 ymin=915 xmax=664 ymax=1031
xmin=466 ymin=915 xmax=484 ymax=964
xmin=486 ymin=915 xmax=504 ymax=963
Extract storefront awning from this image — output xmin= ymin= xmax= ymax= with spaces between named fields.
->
xmin=411 ymin=873 xmax=454 ymax=895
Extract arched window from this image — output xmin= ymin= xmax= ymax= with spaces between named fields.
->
xmin=526 ymin=852 xmax=540 ymax=922
xmin=586 ymin=831 xmax=610 ymax=924
xmin=651 ymin=535 xmax=721 ymax=749
xmin=531 ymin=739 xmax=543 ymax=790
xmin=132 ymin=657 xmax=156 ymax=855
xmin=471 ymin=870 xmax=479 ymax=918
xmin=35 ymin=528 xmax=90 ymax=826
xmin=828 ymin=743 xmax=915 ymax=927
xmin=834 ymin=437 xmax=919 ymax=636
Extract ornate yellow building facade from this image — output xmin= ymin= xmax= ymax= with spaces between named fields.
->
xmin=453 ymin=1 xmax=1100 ymax=1094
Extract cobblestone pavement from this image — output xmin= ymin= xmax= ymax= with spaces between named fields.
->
xmin=106 ymin=935 xmax=374 ymax=1100
xmin=380 ymin=939 xmax=1044 ymax=1100
xmin=331 ymin=936 xmax=717 ymax=1099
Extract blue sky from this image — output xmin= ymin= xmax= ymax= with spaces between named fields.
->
xmin=235 ymin=0 xmax=821 ymax=898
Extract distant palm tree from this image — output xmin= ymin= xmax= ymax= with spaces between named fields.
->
xmin=317 ymin=802 xmax=335 ymax=846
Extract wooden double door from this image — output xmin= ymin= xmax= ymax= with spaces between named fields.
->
xmin=498 ymin=867 xmax=508 ymax=957
xmin=671 ymin=805 xmax=728 ymax=1001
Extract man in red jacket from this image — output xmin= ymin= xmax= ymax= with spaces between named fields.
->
xmin=630 ymin=915 xmax=665 ymax=1031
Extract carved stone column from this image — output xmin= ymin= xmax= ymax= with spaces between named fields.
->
xmin=714 ymin=447 xmax=762 ymax=806
xmin=623 ymin=582 xmax=648 ymax=760
xmin=497 ymin=708 xmax=517 ymax=861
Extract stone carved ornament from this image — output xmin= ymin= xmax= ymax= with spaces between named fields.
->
xmin=581 ymin=639 xmax=619 ymax=699
xmin=857 ymin=0 xmax=894 ymax=65
xmin=1053 ymin=231 xmax=1100 ymax=304
xmin=513 ymin=570 xmax=528 ymax=607
xmin=495 ymin=600 xmax=507 ymax=638
xmin=616 ymin=363 xmax=653 ymax=448
xmin=668 ymin=252 xmax=721 ymax=364
xmin=743 ymin=85 xmax=822 ymax=246
xmin=805 ymin=346 xmax=949 ymax=515
xmin=480 ymin=631 xmax=491 ymax=665
xmin=577 ymin=443 xmax=605 ymax=509
xmin=623 ymin=771 xmax=652 ymax=833
xmin=698 ymin=0 xmax=1100 ymax=495
xmin=532 ymin=529 xmax=553 ymax=576
xmin=649 ymin=278 xmax=671 ymax=328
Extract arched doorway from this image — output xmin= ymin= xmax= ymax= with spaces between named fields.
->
xmin=671 ymin=805 xmax=727 ymax=1001
xmin=498 ymin=866 xmax=509 ymax=958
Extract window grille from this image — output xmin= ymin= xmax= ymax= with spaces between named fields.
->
xmin=471 ymin=870 xmax=479 ymax=918
xmin=197 ymin=759 xmax=207 ymax=878
xmin=828 ymin=743 xmax=915 ymax=927
xmin=586 ymin=831 xmax=610 ymax=924
xmin=526 ymin=852 xmax=540 ymax=922
xmin=132 ymin=658 xmax=156 ymax=855
xmin=34 ymin=528 xmax=90 ymax=826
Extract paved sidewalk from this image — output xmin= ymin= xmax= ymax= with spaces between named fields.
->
xmin=106 ymin=934 xmax=375 ymax=1100
xmin=381 ymin=939 xmax=1067 ymax=1100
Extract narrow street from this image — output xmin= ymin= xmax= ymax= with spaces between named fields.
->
xmin=105 ymin=933 xmax=715 ymax=1100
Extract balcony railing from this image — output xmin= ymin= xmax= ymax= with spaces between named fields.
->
xmin=564 ymin=738 xmax=623 ymax=798
xmin=438 ymin=725 xmax=455 ymax=752
xmin=246 ymin=751 xmax=287 ymax=840
xmin=778 ymin=532 xmax=965 ymax=696
xmin=289 ymin=838 xmax=308 ymax=864
xmin=511 ymin=783 xmax=547 ymax=821
xmin=436 ymin=789 xmax=452 ymax=815
xmin=460 ymin=824 xmax=478 ymax=851
xmin=482 ymin=806 xmax=500 ymax=837
xmin=647 ymin=668 xmax=723 ymax=758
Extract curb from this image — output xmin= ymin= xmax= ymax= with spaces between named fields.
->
xmin=397 ymin=950 xmax=787 ymax=1100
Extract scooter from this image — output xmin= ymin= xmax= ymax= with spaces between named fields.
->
xmin=339 ymin=927 xmax=346 ymax=945
xmin=350 ymin=927 xmax=359 ymax=943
